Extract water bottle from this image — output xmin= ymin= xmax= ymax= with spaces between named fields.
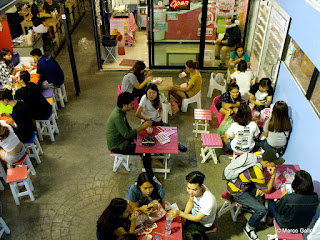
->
xmin=155 ymin=235 xmax=159 ymax=240
xmin=164 ymin=219 xmax=171 ymax=236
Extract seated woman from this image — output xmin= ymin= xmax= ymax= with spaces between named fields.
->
xmin=216 ymin=83 xmax=241 ymax=119
xmin=135 ymin=83 xmax=164 ymax=126
xmin=224 ymin=104 xmax=260 ymax=154
xmin=260 ymin=101 xmax=292 ymax=156
xmin=96 ymin=198 xmax=139 ymax=240
xmin=15 ymin=71 xmax=52 ymax=120
xmin=249 ymin=78 xmax=273 ymax=111
xmin=31 ymin=3 xmax=51 ymax=35
xmin=0 ymin=48 xmax=15 ymax=86
xmin=125 ymin=172 xmax=165 ymax=214
xmin=228 ymin=44 xmax=251 ymax=69
xmin=121 ymin=61 xmax=152 ymax=99
xmin=230 ymin=60 xmax=254 ymax=102
xmin=0 ymin=122 xmax=26 ymax=164
xmin=268 ymin=170 xmax=319 ymax=230
xmin=0 ymin=89 xmax=34 ymax=142
xmin=169 ymin=60 xmax=202 ymax=106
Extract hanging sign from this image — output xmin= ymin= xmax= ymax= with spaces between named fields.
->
xmin=169 ymin=0 xmax=190 ymax=10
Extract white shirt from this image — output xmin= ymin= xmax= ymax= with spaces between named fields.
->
xmin=191 ymin=185 xmax=217 ymax=227
xmin=230 ymin=70 xmax=253 ymax=97
xmin=226 ymin=121 xmax=260 ymax=153
xmin=0 ymin=121 xmax=20 ymax=152
xmin=139 ymin=94 xmax=160 ymax=119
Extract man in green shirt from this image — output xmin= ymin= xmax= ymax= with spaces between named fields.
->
xmin=106 ymin=92 xmax=153 ymax=176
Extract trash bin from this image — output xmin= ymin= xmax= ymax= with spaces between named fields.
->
xmin=102 ymin=35 xmax=118 ymax=63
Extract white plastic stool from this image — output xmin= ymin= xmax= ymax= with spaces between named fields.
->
xmin=110 ymin=152 xmax=130 ymax=172
xmin=46 ymin=97 xmax=58 ymax=119
xmin=55 ymin=83 xmax=68 ymax=108
xmin=6 ymin=166 xmax=35 ymax=205
xmin=5 ymin=151 xmax=36 ymax=176
xmin=207 ymin=72 xmax=226 ymax=98
xmin=36 ymin=112 xmax=59 ymax=142
xmin=218 ymin=191 xmax=242 ymax=222
xmin=181 ymin=90 xmax=202 ymax=112
xmin=0 ymin=217 xmax=10 ymax=237
xmin=24 ymin=131 xmax=43 ymax=164
xmin=162 ymin=102 xmax=172 ymax=124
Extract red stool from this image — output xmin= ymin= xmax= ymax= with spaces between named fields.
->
xmin=6 ymin=166 xmax=35 ymax=205
xmin=5 ymin=151 xmax=36 ymax=176
xmin=205 ymin=222 xmax=217 ymax=234
xmin=210 ymin=96 xmax=225 ymax=127
xmin=193 ymin=109 xmax=212 ymax=137
xmin=267 ymin=220 xmax=303 ymax=240
xmin=200 ymin=133 xmax=223 ymax=164
xmin=218 ymin=190 xmax=242 ymax=222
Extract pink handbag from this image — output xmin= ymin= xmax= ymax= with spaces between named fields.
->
xmin=168 ymin=100 xmax=179 ymax=115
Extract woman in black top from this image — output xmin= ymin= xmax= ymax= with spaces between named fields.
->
xmin=0 ymin=89 xmax=34 ymax=142
xmin=97 ymin=198 xmax=139 ymax=240
xmin=15 ymin=71 xmax=52 ymax=120
xmin=43 ymin=0 xmax=60 ymax=14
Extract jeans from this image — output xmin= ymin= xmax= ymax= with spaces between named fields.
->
xmin=268 ymin=201 xmax=282 ymax=227
xmin=235 ymin=187 xmax=268 ymax=228
xmin=112 ymin=143 xmax=154 ymax=180
xmin=259 ymin=139 xmax=286 ymax=156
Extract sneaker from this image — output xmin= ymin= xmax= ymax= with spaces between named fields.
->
xmin=153 ymin=176 xmax=162 ymax=186
xmin=178 ymin=142 xmax=188 ymax=152
xmin=243 ymin=227 xmax=259 ymax=240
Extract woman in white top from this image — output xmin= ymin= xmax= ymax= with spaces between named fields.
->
xmin=0 ymin=122 xmax=25 ymax=164
xmin=230 ymin=60 xmax=254 ymax=102
xmin=136 ymin=84 xmax=164 ymax=126
xmin=260 ymin=101 xmax=292 ymax=156
xmin=224 ymin=104 xmax=260 ymax=154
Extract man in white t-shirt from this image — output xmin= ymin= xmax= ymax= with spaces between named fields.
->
xmin=168 ymin=171 xmax=217 ymax=233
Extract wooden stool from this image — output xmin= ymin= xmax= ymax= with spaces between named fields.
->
xmin=193 ymin=109 xmax=212 ymax=137
xmin=110 ymin=152 xmax=130 ymax=172
xmin=6 ymin=166 xmax=35 ymax=205
xmin=267 ymin=220 xmax=303 ymax=240
xmin=5 ymin=151 xmax=36 ymax=176
xmin=0 ymin=217 xmax=10 ymax=237
xmin=54 ymin=83 xmax=68 ymax=108
xmin=24 ymin=131 xmax=43 ymax=164
xmin=218 ymin=190 xmax=242 ymax=222
xmin=200 ymin=133 xmax=223 ymax=164
xmin=36 ymin=112 xmax=59 ymax=142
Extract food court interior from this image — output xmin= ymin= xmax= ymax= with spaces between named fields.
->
xmin=1 ymin=0 xmax=320 ymax=240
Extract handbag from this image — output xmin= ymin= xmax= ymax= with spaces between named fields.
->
xmin=168 ymin=99 xmax=179 ymax=115
xmin=141 ymin=136 xmax=156 ymax=147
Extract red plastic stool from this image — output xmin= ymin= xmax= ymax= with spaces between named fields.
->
xmin=267 ymin=220 xmax=303 ymax=240
xmin=193 ymin=109 xmax=212 ymax=137
xmin=218 ymin=190 xmax=242 ymax=222
xmin=4 ymin=151 xmax=36 ymax=176
xmin=6 ymin=166 xmax=35 ymax=205
xmin=200 ymin=133 xmax=223 ymax=164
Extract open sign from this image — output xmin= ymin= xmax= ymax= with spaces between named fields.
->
xmin=169 ymin=0 xmax=190 ymax=10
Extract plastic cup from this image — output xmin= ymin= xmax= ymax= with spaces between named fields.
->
xmin=179 ymin=72 xmax=187 ymax=78
xmin=146 ymin=127 xmax=153 ymax=135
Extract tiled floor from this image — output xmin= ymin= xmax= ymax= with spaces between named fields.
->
xmin=0 ymin=9 xmax=276 ymax=240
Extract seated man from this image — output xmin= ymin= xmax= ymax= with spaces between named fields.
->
xmin=224 ymin=149 xmax=285 ymax=240
xmin=215 ymin=18 xmax=241 ymax=67
xmin=106 ymin=92 xmax=154 ymax=179
xmin=168 ymin=171 xmax=217 ymax=233
xmin=30 ymin=48 xmax=64 ymax=88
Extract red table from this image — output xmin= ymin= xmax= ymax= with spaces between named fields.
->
xmin=138 ymin=216 xmax=182 ymax=240
xmin=136 ymin=127 xmax=178 ymax=179
xmin=265 ymin=164 xmax=300 ymax=199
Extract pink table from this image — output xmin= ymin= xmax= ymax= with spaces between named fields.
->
xmin=200 ymin=133 xmax=223 ymax=164
xmin=138 ymin=216 xmax=182 ymax=240
xmin=136 ymin=127 xmax=178 ymax=179
xmin=193 ymin=109 xmax=212 ymax=137
xmin=265 ymin=164 xmax=300 ymax=200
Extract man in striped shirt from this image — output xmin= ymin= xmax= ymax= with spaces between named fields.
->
xmin=226 ymin=149 xmax=285 ymax=240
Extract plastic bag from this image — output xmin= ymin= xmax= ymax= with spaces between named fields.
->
xmin=214 ymin=72 xmax=225 ymax=86
xmin=135 ymin=200 xmax=166 ymax=226
xmin=283 ymin=168 xmax=295 ymax=183
xmin=273 ymin=170 xmax=285 ymax=190
xmin=217 ymin=117 xmax=234 ymax=140
xmin=168 ymin=99 xmax=179 ymax=115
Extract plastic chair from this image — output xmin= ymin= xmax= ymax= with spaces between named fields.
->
xmin=210 ymin=96 xmax=225 ymax=127
xmin=181 ymin=90 xmax=202 ymax=112
xmin=218 ymin=190 xmax=242 ymax=222
xmin=162 ymin=102 xmax=172 ymax=124
xmin=267 ymin=220 xmax=303 ymax=240
xmin=207 ymin=72 xmax=226 ymax=98
xmin=117 ymin=85 xmax=138 ymax=110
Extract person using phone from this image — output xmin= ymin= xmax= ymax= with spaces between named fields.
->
xmin=267 ymin=170 xmax=318 ymax=231
xmin=125 ymin=172 xmax=165 ymax=214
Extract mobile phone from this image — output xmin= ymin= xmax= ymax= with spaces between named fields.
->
xmin=285 ymin=183 xmax=292 ymax=193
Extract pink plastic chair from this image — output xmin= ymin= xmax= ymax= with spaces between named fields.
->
xmin=117 ymin=85 xmax=138 ymax=110
xmin=210 ymin=95 xmax=225 ymax=127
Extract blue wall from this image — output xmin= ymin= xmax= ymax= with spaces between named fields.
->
xmin=274 ymin=63 xmax=320 ymax=182
xmin=275 ymin=0 xmax=320 ymax=69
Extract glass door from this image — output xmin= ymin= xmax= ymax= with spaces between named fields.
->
xmin=257 ymin=2 xmax=290 ymax=84
xmin=149 ymin=0 xmax=204 ymax=68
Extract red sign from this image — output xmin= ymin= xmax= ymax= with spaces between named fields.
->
xmin=169 ymin=0 xmax=190 ymax=10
